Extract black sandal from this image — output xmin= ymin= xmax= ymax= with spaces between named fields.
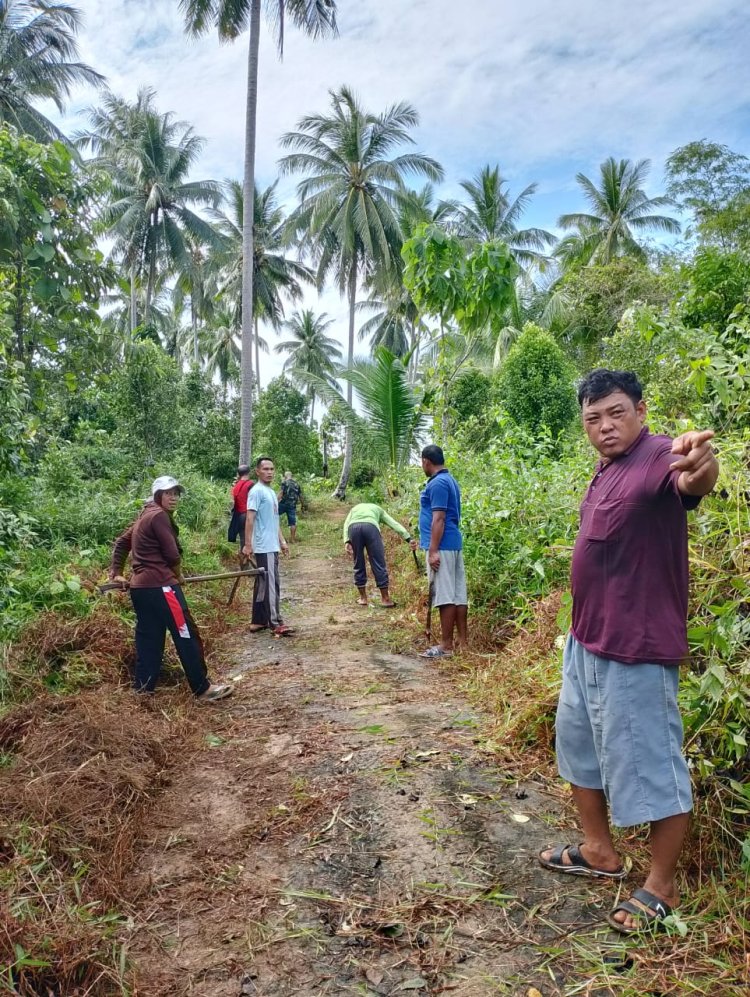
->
xmin=539 ymin=843 xmax=626 ymax=879
xmin=607 ymin=888 xmax=673 ymax=935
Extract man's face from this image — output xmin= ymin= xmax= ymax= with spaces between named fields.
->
xmin=421 ymin=457 xmax=431 ymax=478
xmin=581 ymin=390 xmax=646 ymax=459
xmin=160 ymin=488 xmax=181 ymax=512
xmin=257 ymin=460 xmax=275 ymax=484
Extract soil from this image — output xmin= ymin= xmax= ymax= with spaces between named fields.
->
xmin=125 ymin=508 xmax=631 ymax=997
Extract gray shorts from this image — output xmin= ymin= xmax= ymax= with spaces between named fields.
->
xmin=428 ymin=549 xmax=467 ymax=607
xmin=555 ymin=634 xmax=692 ymax=827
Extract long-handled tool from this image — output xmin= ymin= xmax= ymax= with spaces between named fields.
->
xmin=97 ymin=567 xmax=265 ymax=594
xmin=425 ymin=575 xmax=435 ymax=641
xmin=227 ymin=554 xmax=257 ymax=607
xmin=411 ymin=549 xmax=423 ymax=575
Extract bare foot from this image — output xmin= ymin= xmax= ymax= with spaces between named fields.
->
xmin=357 ymin=598 xmax=368 ymax=606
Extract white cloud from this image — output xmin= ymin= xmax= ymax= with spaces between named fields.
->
xmin=59 ymin=0 xmax=749 ymax=386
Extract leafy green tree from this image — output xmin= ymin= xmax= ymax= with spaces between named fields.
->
xmin=177 ymin=366 xmax=239 ymax=478
xmin=181 ymin=0 xmax=338 ymax=467
xmin=253 ymin=376 xmax=321 ymax=475
xmin=548 ymin=256 xmax=669 ymax=369
xmin=0 ymin=301 xmax=30 ymax=473
xmin=274 ymin=309 xmax=341 ymax=426
xmin=211 ymin=178 xmax=312 ymax=391
xmin=402 ymin=223 xmax=516 ymax=434
xmin=279 ymin=85 xmax=443 ymax=496
xmin=446 ymin=367 xmax=495 ymax=425
xmin=0 ymin=0 xmax=104 ymax=144
xmin=665 ymin=140 xmax=750 ymax=250
xmin=0 ymin=126 xmax=110 ymax=379
xmin=80 ymin=89 xmax=221 ymax=330
xmin=680 ymin=248 xmax=750 ymax=331
xmin=496 ymin=323 xmax=577 ymax=437
xmin=558 ymin=157 xmax=680 ymax=265
xmin=110 ymin=340 xmax=182 ymax=459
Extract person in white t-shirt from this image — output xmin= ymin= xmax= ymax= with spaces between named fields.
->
xmin=242 ymin=456 xmax=292 ymax=635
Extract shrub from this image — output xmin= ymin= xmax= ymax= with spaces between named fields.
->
xmin=496 ymin=323 xmax=577 ymax=437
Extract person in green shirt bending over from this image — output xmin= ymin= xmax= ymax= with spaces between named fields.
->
xmin=343 ymin=503 xmax=418 ymax=608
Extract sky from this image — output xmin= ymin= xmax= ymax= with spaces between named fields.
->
xmin=57 ymin=0 xmax=750 ymax=384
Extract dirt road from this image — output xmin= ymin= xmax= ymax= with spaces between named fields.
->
xmin=126 ymin=509 xmax=629 ymax=996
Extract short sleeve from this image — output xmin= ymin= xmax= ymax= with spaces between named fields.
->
xmin=429 ymin=476 xmax=450 ymax=511
xmin=247 ymin=487 xmax=262 ymax=512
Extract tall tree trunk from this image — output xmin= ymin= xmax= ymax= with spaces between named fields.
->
xmin=238 ymin=0 xmax=261 ymax=464
xmin=408 ymin=318 xmax=418 ymax=385
xmin=254 ymin=316 xmax=261 ymax=398
xmin=192 ymin=295 xmax=199 ymax=366
xmin=439 ymin=316 xmax=449 ymax=441
xmin=130 ymin=265 xmax=138 ymax=335
xmin=333 ymin=259 xmax=357 ymax=499
xmin=145 ymin=251 xmax=156 ymax=324
xmin=309 ymin=391 xmax=315 ymax=429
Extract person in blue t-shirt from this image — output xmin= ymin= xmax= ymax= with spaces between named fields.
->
xmin=242 ymin=456 xmax=293 ymax=636
xmin=418 ymin=444 xmax=467 ymax=658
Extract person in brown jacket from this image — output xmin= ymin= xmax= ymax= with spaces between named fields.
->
xmin=110 ymin=475 xmax=231 ymax=702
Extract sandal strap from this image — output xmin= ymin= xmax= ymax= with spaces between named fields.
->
xmin=631 ymin=888 xmax=672 ymax=919
xmin=565 ymin=844 xmax=592 ymax=869
xmin=548 ymin=843 xmax=574 ymax=867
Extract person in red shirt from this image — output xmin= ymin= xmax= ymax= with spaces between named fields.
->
xmin=228 ymin=464 xmax=254 ymax=545
xmin=110 ymin=475 xmax=232 ymax=703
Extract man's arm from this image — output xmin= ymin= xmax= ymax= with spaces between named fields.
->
xmin=670 ymin=429 xmax=719 ymax=497
xmin=243 ymin=509 xmax=256 ymax=555
xmin=278 ymin=521 xmax=289 ymax=553
xmin=380 ymin=510 xmax=411 ymax=542
xmin=428 ymin=510 xmax=446 ymax=570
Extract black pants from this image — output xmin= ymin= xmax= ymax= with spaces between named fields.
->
xmin=130 ymin=585 xmax=210 ymax=696
xmin=252 ymin=551 xmax=282 ymax=628
xmin=348 ymin=523 xmax=388 ymax=589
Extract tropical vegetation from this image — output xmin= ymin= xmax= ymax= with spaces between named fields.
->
xmin=0 ymin=4 xmax=748 ymax=994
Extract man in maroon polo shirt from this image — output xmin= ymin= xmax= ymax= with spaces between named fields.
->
xmin=539 ymin=369 xmax=719 ymax=934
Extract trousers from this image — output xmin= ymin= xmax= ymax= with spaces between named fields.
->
xmin=348 ymin=522 xmax=388 ymax=589
xmin=129 ymin=585 xmax=209 ymax=696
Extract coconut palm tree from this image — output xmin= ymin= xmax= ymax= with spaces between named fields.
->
xmin=205 ymin=307 xmax=242 ymax=401
xmin=181 ymin=0 xmax=338 ymax=465
xmin=279 ymin=85 xmax=443 ymax=496
xmin=454 ymin=165 xmax=553 ymax=268
xmin=81 ymin=89 xmax=222 ymax=331
xmin=274 ymin=308 xmax=342 ymax=426
xmin=558 ymin=157 xmax=680 ymax=265
xmin=175 ymin=241 xmax=217 ymax=365
xmin=0 ymin=0 xmax=105 ymax=143
xmin=210 ymin=178 xmax=312 ymax=392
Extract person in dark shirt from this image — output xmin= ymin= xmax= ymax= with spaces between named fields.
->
xmin=278 ymin=471 xmax=303 ymax=543
xmin=110 ymin=475 xmax=232 ymax=703
xmin=539 ymin=370 xmax=719 ymax=935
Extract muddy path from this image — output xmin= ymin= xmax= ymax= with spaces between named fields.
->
xmin=125 ymin=508 xmax=629 ymax=997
